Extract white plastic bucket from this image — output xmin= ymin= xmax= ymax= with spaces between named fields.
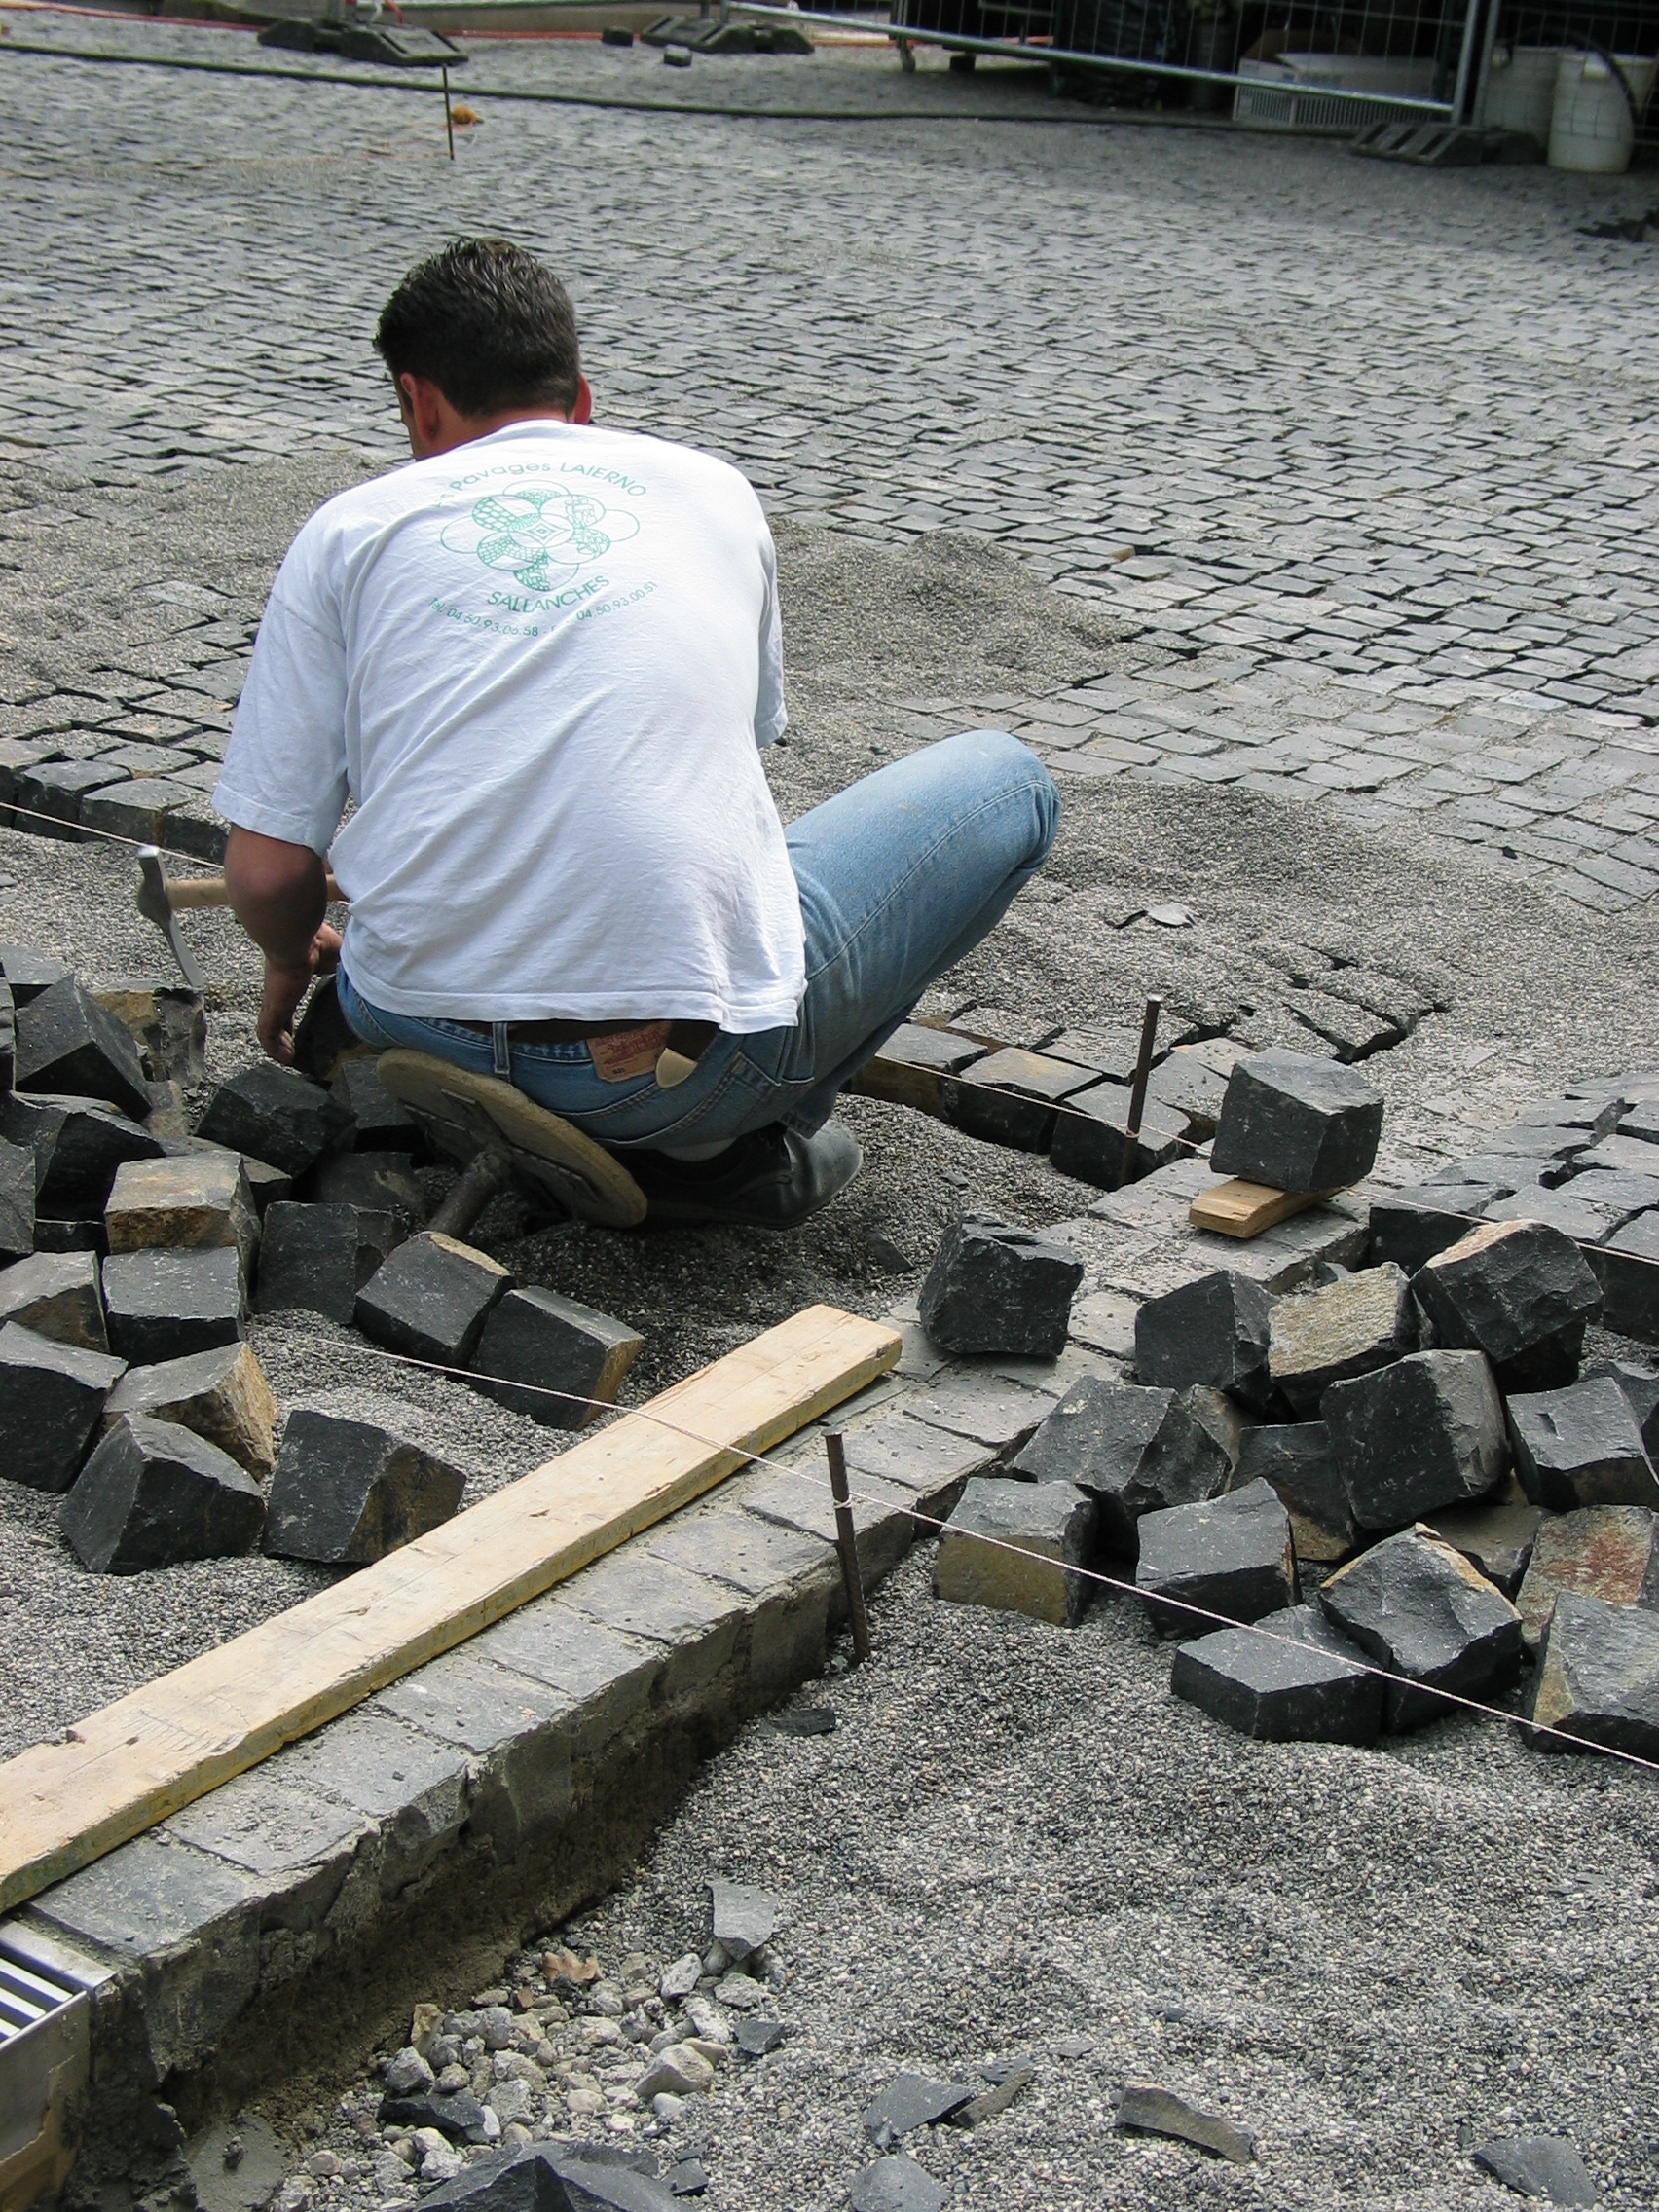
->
xmin=1482 ymin=45 xmax=1562 ymax=138
xmin=1548 ymin=49 xmax=1657 ymax=173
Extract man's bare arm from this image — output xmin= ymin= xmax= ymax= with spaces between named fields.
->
xmin=224 ymin=826 xmax=342 ymax=1066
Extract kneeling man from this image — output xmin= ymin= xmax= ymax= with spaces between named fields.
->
xmin=217 ymin=239 xmax=1058 ymax=1228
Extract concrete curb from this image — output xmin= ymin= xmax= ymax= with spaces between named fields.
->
xmin=0 ymin=1161 xmax=1370 ymax=2201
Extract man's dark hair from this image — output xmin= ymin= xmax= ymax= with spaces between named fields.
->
xmin=374 ymin=239 xmax=581 ymax=419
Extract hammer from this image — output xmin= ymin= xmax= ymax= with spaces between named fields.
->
xmin=135 ymin=847 xmax=343 ymax=989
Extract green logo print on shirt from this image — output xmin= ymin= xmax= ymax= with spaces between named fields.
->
xmin=440 ymin=481 xmax=642 ymax=595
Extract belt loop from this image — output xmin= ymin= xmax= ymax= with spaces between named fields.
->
xmin=491 ymin=1021 xmax=511 ymax=1079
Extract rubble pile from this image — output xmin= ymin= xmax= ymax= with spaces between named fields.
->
xmin=929 ymin=1051 xmax=1659 ymax=1761
xmin=0 ymin=945 xmax=643 ymax=1576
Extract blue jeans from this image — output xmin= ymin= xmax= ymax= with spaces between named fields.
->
xmin=338 ymin=729 xmax=1059 ymax=1151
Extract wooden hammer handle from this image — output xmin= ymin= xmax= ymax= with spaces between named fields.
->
xmin=166 ymin=873 xmax=344 ymax=909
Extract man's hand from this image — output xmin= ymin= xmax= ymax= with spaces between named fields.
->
xmin=225 ymin=827 xmax=338 ymax=1065
xmin=258 ymin=925 xmax=342 ymax=1066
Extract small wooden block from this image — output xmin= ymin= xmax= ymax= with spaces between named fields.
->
xmin=1189 ymin=1178 xmax=1338 ymax=1240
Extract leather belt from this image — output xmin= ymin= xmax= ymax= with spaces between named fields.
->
xmin=451 ymin=1014 xmax=718 ymax=1087
xmin=452 ymin=1016 xmax=717 ymax=1053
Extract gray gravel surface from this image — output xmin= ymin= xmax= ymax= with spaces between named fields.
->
xmin=259 ymin=1546 xmax=1659 ymax=2212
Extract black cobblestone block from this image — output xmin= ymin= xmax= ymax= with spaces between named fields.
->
xmin=1209 ymin=1049 xmax=1383 ymax=1194
xmin=355 ymin=1232 xmax=511 ymax=1366
xmin=470 ymin=1287 xmax=645 ymax=1428
xmin=1529 ymin=1590 xmax=1659 ymax=1760
xmin=939 ymin=1047 xmax=1095 ymax=1152
xmin=0 ymin=1250 xmax=106 ymax=1349
xmin=0 ymin=1091 xmax=166 ymax=1210
xmin=301 ymin=1149 xmax=428 ymax=1230
xmin=1319 ymin=1525 xmax=1523 ymax=1731
xmin=1132 ymin=1270 xmax=1273 ymax=1405
xmin=1413 ymin=1218 xmax=1604 ymax=1391
xmin=101 ymin=1246 xmax=244 ymax=1364
xmin=331 ymin=1055 xmax=420 ymax=1152
xmin=61 ymin=1413 xmax=265 ymax=1572
xmin=1135 ymin=1477 xmax=1296 ymax=1636
xmin=264 ymin=1403 xmax=466 ymax=1565
xmin=0 ymin=1320 xmax=126 ymax=1491
xmin=1367 ymin=1183 xmax=1500 ymax=1274
xmin=1505 ymin=1374 xmax=1659 ymax=1511
xmin=918 ymin=1213 xmax=1082 ymax=1358
xmin=255 ymin=1200 xmax=401 ymax=1326
xmin=15 ymin=759 xmax=127 ymax=839
xmin=1589 ymin=1211 xmax=1659 ymax=1343
xmin=0 ymin=947 xmax=70 ymax=1005
xmin=1235 ymin=1421 xmax=1355 ymax=1563
xmin=1267 ymin=1263 xmax=1417 ymax=1417
xmin=1171 ymin=1603 xmax=1382 ymax=1745
xmin=1012 ymin=1377 xmax=1231 ymax=1556
xmin=1324 ymin=1348 xmax=1508 ymax=1530
xmin=198 ymin=1062 xmax=352 ymax=1177
xmin=16 ymin=978 xmax=151 ymax=1121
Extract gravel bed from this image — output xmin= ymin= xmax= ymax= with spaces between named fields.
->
xmin=254 ymin=1543 xmax=1659 ymax=2212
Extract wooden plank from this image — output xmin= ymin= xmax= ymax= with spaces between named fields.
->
xmin=1190 ymin=1178 xmax=1337 ymax=1240
xmin=0 ymin=1303 xmax=898 ymax=1917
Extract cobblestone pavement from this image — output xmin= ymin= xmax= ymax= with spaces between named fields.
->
xmin=3 ymin=12 xmax=1659 ymax=905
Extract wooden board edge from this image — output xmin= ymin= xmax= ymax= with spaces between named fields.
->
xmin=1189 ymin=1180 xmax=1336 ymax=1239
xmin=0 ymin=1308 xmax=899 ymax=1918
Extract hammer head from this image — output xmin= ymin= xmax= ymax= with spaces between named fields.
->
xmin=134 ymin=848 xmax=204 ymax=989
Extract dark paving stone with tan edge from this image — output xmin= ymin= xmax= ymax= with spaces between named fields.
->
xmin=470 ymin=1287 xmax=645 ymax=1429
xmin=102 ymin=1246 xmax=244 ymax=1365
xmin=0 ymin=1135 xmax=34 ymax=1265
xmin=61 ymin=1413 xmax=266 ymax=1572
xmin=0 ymin=1249 xmax=106 ymax=1350
xmin=1235 ymin=1421 xmax=1356 ymax=1563
xmin=15 ymin=758 xmax=127 ymax=839
xmin=1132 ymin=1269 xmax=1273 ymax=1406
xmin=1514 ymin=1506 xmax=1659 ymax=1654
xmin=1319 ymin=1525 xmax=1523 ymax=1732
xmin=0 ymin=1320 xmax=126 ymax=1491
xmin=255 ymin=1199 xmax=401 ymax=1326
xmin=104 ymin=1153 xmax=259 ymax=1285
xmin=0 ymin=1090 xmax=166 ymax=1210
xmin=1421 ymin=1499 xmax=1543 ymax=1598
xmin=934 ymin=1474 xmax=1096 ymax=1627
xmin=1012 ymin=1376 xmax=1231 ymax=1557
xmin=1412 ymin=1218 xmax=1604 ymax=1393
xmin=1589 ymin=1358 xmax=1659 ymax=1459
xmin=1507 ymin=1374 xmax=1659 ymax=1513
xmin=1135 ymin=1477 xmax=1295 ymax=1637
xmin=1208 ymin=1049 xmax=1383 ymax=1195
xmin=198 ymin=1061 xmax=352 ymax=1178
xmin=15 ymin=977 xmax=151 ymax=1121
xmin=1171 ymin=1603 xmax=1382 ymax=1745
xmin=1529 ymin=1590 xmax=1659 ymax=1762
xmin=355 ymin=1231 xmax=512 ymax=1367
xmin=1268 ymin=1262 xmax=1417 ymax=1416
xmin=1324 ymin=1349 xmax=1509 ymax=1531
xmin=1047 ymin=1082 xmax=1187 ymax=1191
xmin=102 ymin=1339 xmax=279 ymax=1479
xmin=918 ymin=1213 xmax=1082 ymax=1359
xmin=263 ymin=1403 xmax=467 ymax=1565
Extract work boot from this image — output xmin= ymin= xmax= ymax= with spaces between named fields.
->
xmin=629 ymin=1119 xmax=863 ymax=1229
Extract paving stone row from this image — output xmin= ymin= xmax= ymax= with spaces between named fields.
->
xmin=2 ymin=22 xmax=1658 ymax=903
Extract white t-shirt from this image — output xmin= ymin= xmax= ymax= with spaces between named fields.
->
xmin=215 ymin=420 xmax=804 ymax=1031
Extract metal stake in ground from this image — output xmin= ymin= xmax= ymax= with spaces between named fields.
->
xmin=1121 ymin=992 xmax=1163 ymax=1185
xmin=825 ymin=1430 xmax=870 ymax=1664
xmin=442 ymin=63 xmax=455 ymax=160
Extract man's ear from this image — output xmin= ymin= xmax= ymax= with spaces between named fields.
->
xmin=572 ymin=374 xmax=593 ymax=425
